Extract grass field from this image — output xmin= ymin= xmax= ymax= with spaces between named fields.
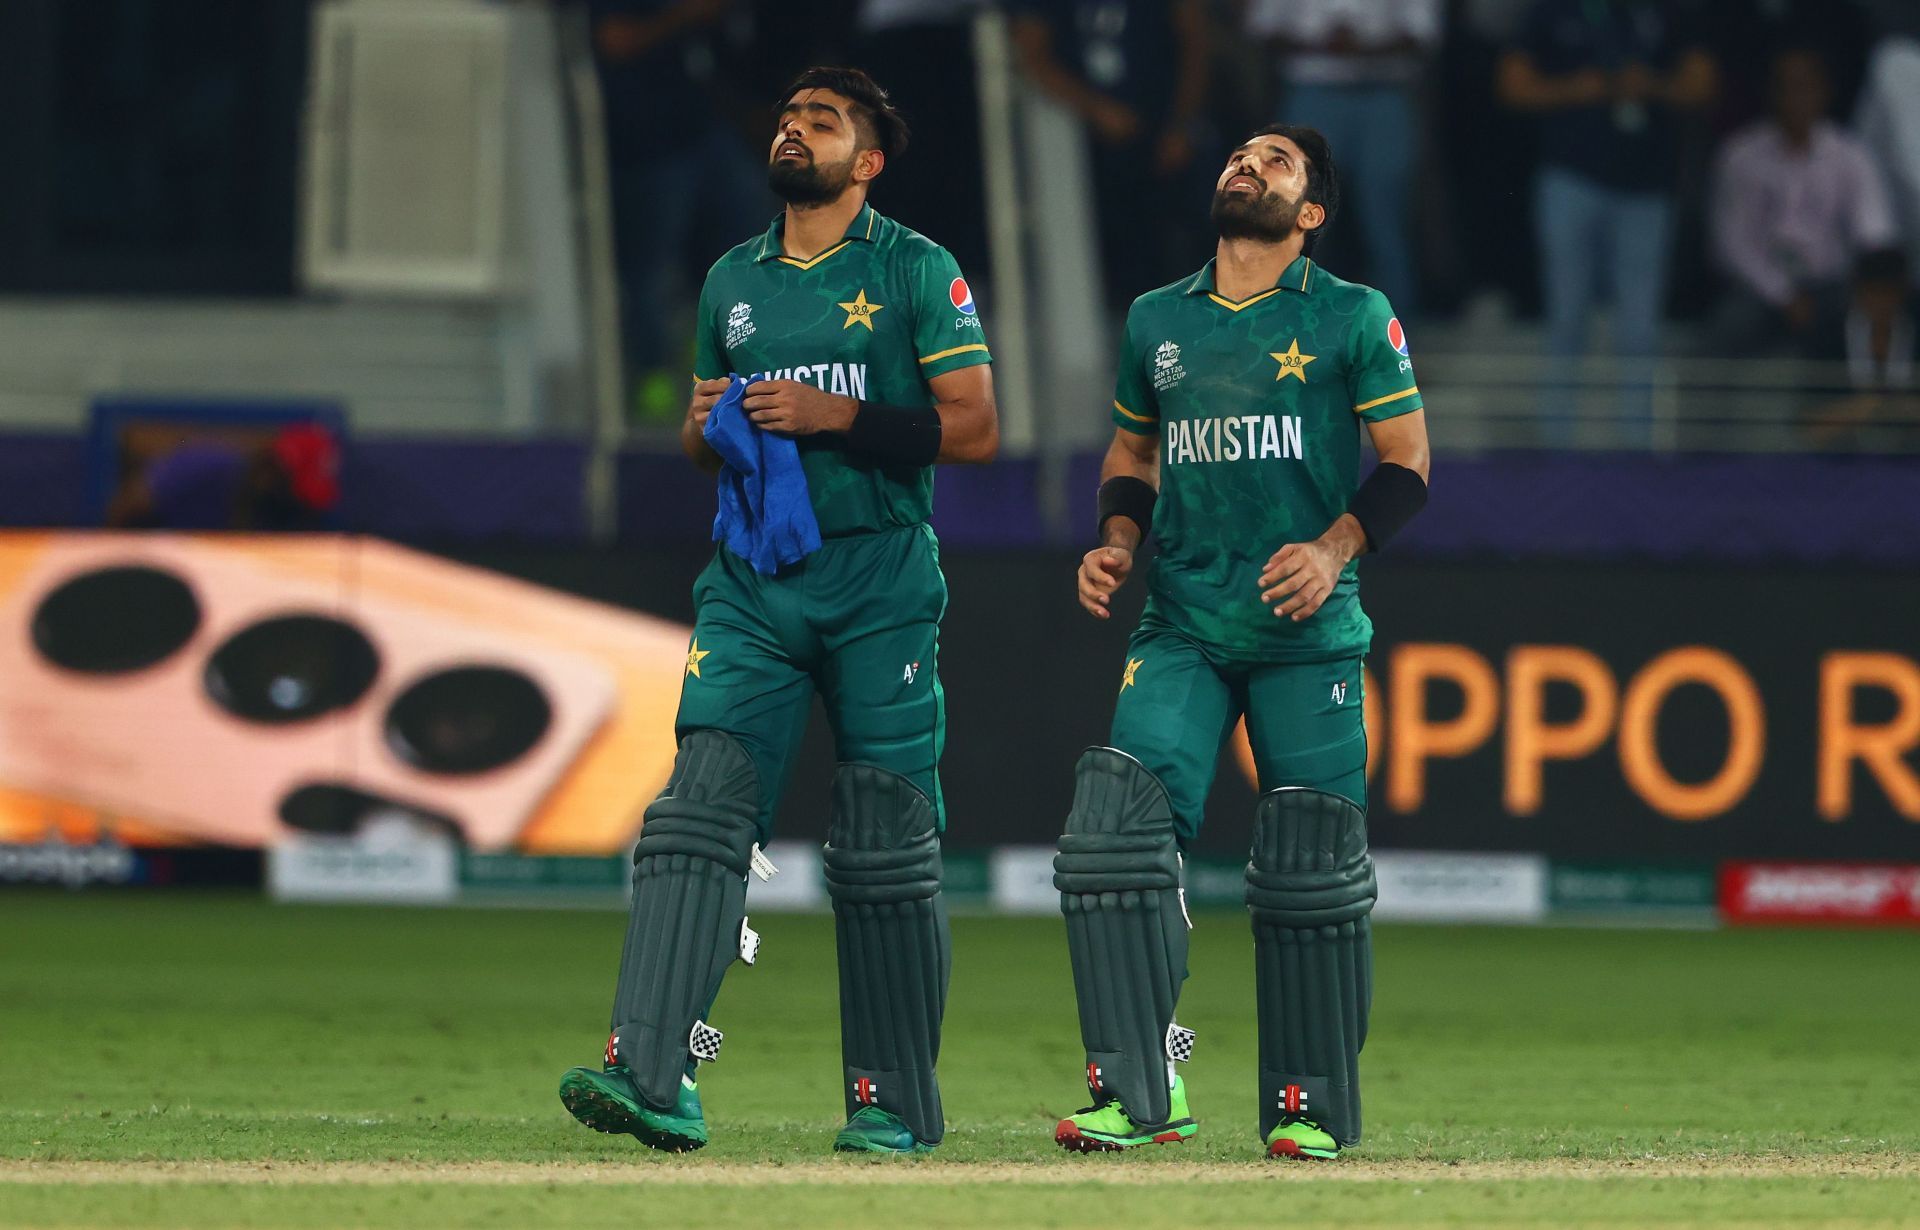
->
xmin=2 ymin=892 xmax=1917 ymax=1227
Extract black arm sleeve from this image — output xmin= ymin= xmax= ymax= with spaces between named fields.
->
xmin=1097 ymin=476 xmax=1158 ymax=540
xmin=842 ymin=401 xmax=943 ymax=466
xmin=1346 ymin=461 xmax=1428 ymax=552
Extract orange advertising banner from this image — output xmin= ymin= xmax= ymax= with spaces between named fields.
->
xmin=0 ymin=532 xmax=690 ymax=855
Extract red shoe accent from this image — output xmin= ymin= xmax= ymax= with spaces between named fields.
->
xmin=1151 ymin=1129 xmax=1189 ymax=1144
xmin=1054 ymin=1119 xmax=1121 ymax=1154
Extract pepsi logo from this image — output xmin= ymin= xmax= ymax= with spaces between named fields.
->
xmin=949 ymin=277 xmax=976 ymax=315
xmin=1387 ymin=316 xmax=1409 ymax=357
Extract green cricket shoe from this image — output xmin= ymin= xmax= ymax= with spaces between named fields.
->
xmin=558 ymin=1065 xmax=709 ymax=1153
xmin=1054 ymin=1074 xmax=1197 ymax=1153
xmin=832 ymin=1106 xmax=935 ymax=1155
xmin=1265 ymin=1116 xmax=1339 ymax=1160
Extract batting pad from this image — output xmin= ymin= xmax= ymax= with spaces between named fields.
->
xmin=824 ymin=763 xmax=949 ymax=1146
xmin=1246 ymin=787 xmax=1376 ymax=1147
xmin=1053 ymin=747 xmax=1189 ymax=1129
xmin=608 ymin=730 xmax=760 ymax=1111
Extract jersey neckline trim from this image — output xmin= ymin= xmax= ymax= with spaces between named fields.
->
xmin=755 ymin=203 xmax=881 ymax=265
xmin=1183 ymin=255 xmax=1314 ymax=304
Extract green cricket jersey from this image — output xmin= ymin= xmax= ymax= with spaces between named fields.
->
xmin=693 ymin=203 xmax=992 ymax=538
xmin=1112 ymin=254 xmax=1422 ymax=663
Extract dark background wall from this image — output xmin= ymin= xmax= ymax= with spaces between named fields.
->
xmin=450 ymin=544 xmax=1920 ymax=861
xmin=0 ymin=0 xmax=308 ymax=295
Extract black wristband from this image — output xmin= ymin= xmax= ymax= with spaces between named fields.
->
xmin=843 ymin=401 xmax=942 ymax=466
xmin=1347 ymin=461 xmax=1427 ymax=551
xmin=1097 ymin=476 xmax=1157 ymax=540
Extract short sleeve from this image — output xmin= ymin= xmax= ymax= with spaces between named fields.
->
xmin=910 ymin=243 xmax=992 ymax=380
xmin=1347 ymin=290 xmax=1423 ymax=422
xmin=692 ymin=272 xmax=729 ymax=383
xmin=1111 ymin=309 xmax=1159 ymax=436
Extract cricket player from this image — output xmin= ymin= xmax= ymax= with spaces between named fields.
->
xmin=1052 ymin=126 xmax=1430 ymax=1159
xmin=559 ymin=66 xmax=997 ymax=1155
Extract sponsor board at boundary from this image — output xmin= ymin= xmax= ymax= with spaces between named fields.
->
xmin=0 ymin=839 xmax=138 ymax=888
xmin=1371 ymin=851 xmax=1547 ymax=922
xmin=268 ymin=823 xmax=458 ymax=905
xmin=1720 ymin=862 xmax=1920 ymax=925
xmin=0 ymin=839 xmax=261 ymax=889
xmin=885 ymin=847 xmax=1549 ymax=920
xmin=250 ymin=841 xmax=1581 ymax=921
xmin=1550 ymin=863 xmax=1717 ymax=913
xmin=277 ymin=842 xmax=1738 ymax=925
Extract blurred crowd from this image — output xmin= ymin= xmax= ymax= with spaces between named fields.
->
xmin=591 ymin=0 xmax=1920 ymax=431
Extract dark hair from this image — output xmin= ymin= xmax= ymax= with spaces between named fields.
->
xmin=777 ymin=67 xmax=910 ymax=162
xmin=1245 ymin=124 xmax=1340 ymax=253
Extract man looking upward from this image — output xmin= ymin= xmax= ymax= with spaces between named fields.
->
xmin=559 ymin=66 xmax=996 ymax=1157
xmin=1052 ymin=126 xmax=1429 ymax=1160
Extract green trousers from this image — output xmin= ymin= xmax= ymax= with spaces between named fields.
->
xmin=676 ymin=524 xmax=947 ymax=838
xmin=1110 ymin=619 xmax=1366 ymax=843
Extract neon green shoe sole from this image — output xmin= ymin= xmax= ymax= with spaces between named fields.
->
xmin=558 ymin=1066 xmax=708 ymax=1153
xmin=1265 ymin=1119 xmax=1339 ymax=1161
xmin=1055 ymin=1116 xmax=1197 ymax=1152
xmin=833 ymin=1106 xmax=935 ymax=1155
xmin=1054 ymin=1074 xmax=1197 ymax=1152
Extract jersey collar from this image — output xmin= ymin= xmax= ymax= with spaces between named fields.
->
xmin=1184 ymin=253 xmax=1315 ymax=310
xmin=754 ymin=202 xmax=881 ymax=267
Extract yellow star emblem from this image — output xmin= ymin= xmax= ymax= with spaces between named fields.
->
xmin=1271 ymin=338 xmax=1316 ymax=382
xmin=685 ymin=638 xmax=711 ymax=678
xmin=1120 ymin=657 xmax=1144 ymax=692
xmin=838 ymin=289 xmax=884 ymax=330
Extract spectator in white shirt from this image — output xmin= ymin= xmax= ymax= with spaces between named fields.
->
xmin=1711 ymin=47 xmax=1900 ymax=359
xmin=1246 ymin=0 xmax=1441 ymax=315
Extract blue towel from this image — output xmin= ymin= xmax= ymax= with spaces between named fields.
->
xmin=703 ymin=375 xmax=821 ymax=575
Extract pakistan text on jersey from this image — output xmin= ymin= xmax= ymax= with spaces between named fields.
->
xmin=746 ymin=363 xmax=870 ymax=399
xmin=1163 ymin=413 xmax=1304 ymax=465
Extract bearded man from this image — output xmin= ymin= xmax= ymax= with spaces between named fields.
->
xmin=558 ymin=66 xmax=997 ymax=1157
xmin=1051 ymin=125 xmax=1430 ymax=1160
